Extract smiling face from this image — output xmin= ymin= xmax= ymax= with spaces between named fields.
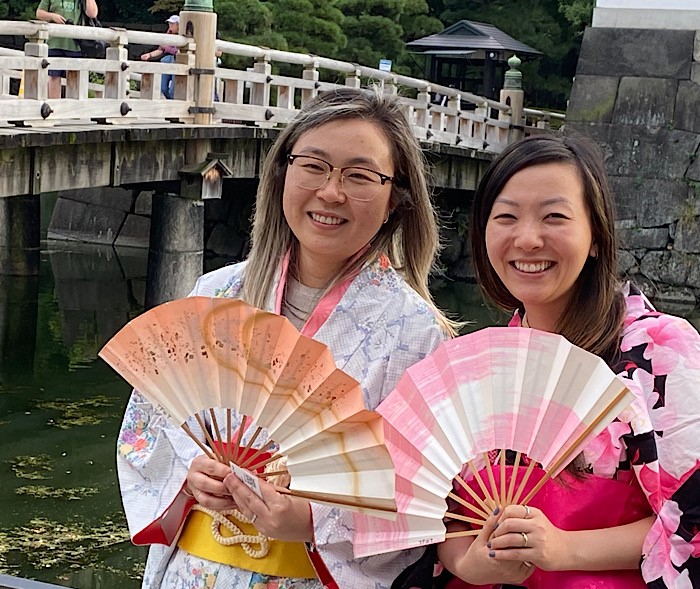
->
xmin=484 ymin=162 xmax=597 ymax=331
xmin=282 ymin=118 xmax=394 ymax=287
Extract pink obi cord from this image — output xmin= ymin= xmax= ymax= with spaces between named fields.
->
xmin=446 ymin=466 xmax=651 ymax=589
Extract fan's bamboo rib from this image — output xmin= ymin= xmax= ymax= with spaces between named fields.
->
xmin=226 ymin=409 xmax=232 ymax=465
xmin=181 ymin=423 xmax=217 ymax=461
xmin=445 ymin=529 xmax=481 ymax=538
xmin=230 ymin=415 xmax=249 ymax=465
xmin=444 ymin=511 xmax=487 ymax=526
xmin=274 ymin=486 xmax=397 ymax=514
xmin=239 ymin=439 xmax=276 ymax=470
xmin=258 ymin=469 xmax=288 ymax=479
xmin=506 ymin=451 xmax=522 ymax=506
xmin=468 ymin=461 xmax=496 ymax=510
xmin=194 ymin=413 xmax=226 ymax=463
xmin=499 ymin=450 xmax=506 ymax=506
xmin=519 ymin=387 xmax=631 ymax=506
xmin=209 ymin=409 xmax=226 ymax=463
xmin=484 ymin=452 xmax=500 ymax=507
xmin=241 ymin=426 xmax=264 ymax=464
xmin=453 ymin=475 xmax=491 ymax=519
xmin=447 ymin=491 xmax=490 ymax=521
xmin=247 ymin=453 xmax=282 ymax=472
xmin=511 ymin=459 xmax=537 ymax=506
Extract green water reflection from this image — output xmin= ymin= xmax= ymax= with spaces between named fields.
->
xmin=0 ymin=243 xmax=697 ymax=588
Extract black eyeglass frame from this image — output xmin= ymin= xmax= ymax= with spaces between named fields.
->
xmin=286 ymin=154 xmax=395 ymax=186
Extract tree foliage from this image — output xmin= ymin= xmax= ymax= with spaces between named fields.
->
xmin=0 ymin=0 xmax=591 ymax=109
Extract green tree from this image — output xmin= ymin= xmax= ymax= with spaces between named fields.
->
xmin=558 ymin=0 xmax=594 ymax=33
xmin=269 ymin=0 xmax=346 ymax=56
xmin=1 ymin=0 xmax=39 ymax=20
xmin=438 ymin=0 xmax=579 ymax=109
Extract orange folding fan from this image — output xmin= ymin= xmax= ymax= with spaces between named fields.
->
xmin=99 ymin=296 xmax=397 ymax=516
xmin=354 ymin=326 xmax=633 ymax=557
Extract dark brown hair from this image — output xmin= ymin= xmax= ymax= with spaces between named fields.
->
xmin=470 ymin=134 xmax=624 ymax=362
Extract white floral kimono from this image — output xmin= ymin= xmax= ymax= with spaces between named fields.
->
xmin=117 ymin=256 xmax=447 ymax=589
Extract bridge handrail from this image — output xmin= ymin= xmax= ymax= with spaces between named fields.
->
xmin=0 ymin=18 xmax=563 ymax=153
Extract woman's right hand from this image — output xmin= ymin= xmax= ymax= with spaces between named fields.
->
xmin=438 ymin=510 xmax=536 ymax=586
xmin=186 ymin=455 xmax=239 ymax=511
xmin=51 ymin=13 xmax=67 ymax=24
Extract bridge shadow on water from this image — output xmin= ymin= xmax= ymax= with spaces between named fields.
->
xmin=0 ymin=241 xmax=695 ymax=588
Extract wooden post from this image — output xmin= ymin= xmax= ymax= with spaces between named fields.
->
xmin=104 ymin=31 xmax=129 ymax=100
xmin=345 ymin=68 xmax=361 ymax=88
xmin=500 ymin=55 xmax=524 ymax=143
xmin=180 ymin=10 xmax=217 ymax=124
xmin=23 ymin=26 xmax=49 ymax=101
xmin=301 ymin=61 xmax=319 ymax=107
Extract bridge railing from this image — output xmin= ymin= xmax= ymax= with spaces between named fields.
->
xmin=0 ymin=19 xmax=562 ymax=153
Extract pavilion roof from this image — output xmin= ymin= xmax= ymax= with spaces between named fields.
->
xmin=407 ymin=20 xmax=542 ymax=58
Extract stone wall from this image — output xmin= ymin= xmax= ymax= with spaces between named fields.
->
xmin=566 ymin=26 xmax=700 ymax=307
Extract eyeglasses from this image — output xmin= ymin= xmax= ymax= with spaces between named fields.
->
xmin=286 ymin=154 xmax=394 ymax=202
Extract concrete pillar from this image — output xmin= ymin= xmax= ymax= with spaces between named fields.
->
xmin=145 ymin=192 xmax=204 ymax=308
xmin=0 ymin=195 xmax=40 ymax=276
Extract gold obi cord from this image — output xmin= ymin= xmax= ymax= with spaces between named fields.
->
xmin=177 ymin=506 xmax=316 ymax=578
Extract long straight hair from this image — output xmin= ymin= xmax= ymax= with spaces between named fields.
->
xmin=242 ymin=87 xmax=457 ymax=337
xmin=470 ymin=134 xmax=625 ymax=363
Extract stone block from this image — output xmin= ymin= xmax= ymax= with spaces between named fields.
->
xmin=695 ymin=31 xmax=700 ymax=63
xmin=674 ymin=81 xmax=700 ymax=134
xmin=692 ymin=63 xmax=700 ymax=85
xmin=674 ymin=216 xmax=700 ymax=253
xmin=134 ymin=191 xmax=153 ymax=215
xmin=576 ymin=28 xmax=694 ymax=79
xmin=618 ymin=227 xmax=669 ymax=250
xmin=566 ymin=75 xmax=618 ymax=123
xmin=57 ymin=187 xmax=134 ymax=212
xmin=114 ymin=214 xmax=151 ymax=249
xmin=610 ymin=176 xmax=690 ymax=226
xmin=617 ymin=249 xmax=638 ymax=275
xmin=640 ymin=250 xmax=689 ymax=285
xmin=688 ymin=258 xmax=700 ymax=289
xmin=47 ymin=198 xmax=125 ymax=245
xmin=612 ymin=77 xmax=677 ymax=128
xmin=688 ymin=153 xmax=700 ymax=183
xmin=572 ymin=123 xmax=699 ymax=180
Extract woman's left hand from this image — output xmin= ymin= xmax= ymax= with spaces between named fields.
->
xmin=489 ymin=504 xmax=571 ymax=571
xmin=223 ymin=472 xmax=314 ymax=543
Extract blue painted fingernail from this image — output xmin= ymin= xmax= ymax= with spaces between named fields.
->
xmin=486 ymin=541 xmax=492 ymax=549
xmin=489 ymin=550 xmax=496 ymax=558
xmin=493 ymin=507 xmax=500 ymax=515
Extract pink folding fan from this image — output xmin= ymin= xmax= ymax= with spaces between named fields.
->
xmin=353 ymin=326 xmax=633 ymax=557
xmin=99 ymin=296 xmax=397 ymax=517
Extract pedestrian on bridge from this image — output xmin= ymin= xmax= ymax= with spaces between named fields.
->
xmin=140 ymin=14 xmax=179 ymax=99
xmin=35 ymin=0 xmax=99 ymax=99
xmin=116 ymin=87 xmax=459 ymax=589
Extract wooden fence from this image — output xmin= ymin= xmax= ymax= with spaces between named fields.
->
xmin=0 ymin=19 xmax=564 ymax=153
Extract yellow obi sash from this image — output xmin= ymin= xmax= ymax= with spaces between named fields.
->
xmin=177 ymin=508 xmax=316 ymax=578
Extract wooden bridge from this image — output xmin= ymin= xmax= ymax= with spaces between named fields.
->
xmin=0 ymin=13 xmax=563 ymax=302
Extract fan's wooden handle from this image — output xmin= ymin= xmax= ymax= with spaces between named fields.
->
xmin=274 ymin=485 xmax=398 ymax=514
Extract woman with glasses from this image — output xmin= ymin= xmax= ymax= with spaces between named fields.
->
xmin=117 ymin=87 xmax=458 ymax=589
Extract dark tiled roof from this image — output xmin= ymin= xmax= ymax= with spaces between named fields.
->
xmin=407 ymin=20 xmax=541 ymax=56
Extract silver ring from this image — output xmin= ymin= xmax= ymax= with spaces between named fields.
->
xmin=523 ymin=561 xmax=533 ymax=567
xmin=250 ymin=513 xmax=257 ymax=523
xmin=524 ymin=505 xmax=531 ymax=519
xmin=521 ymin=531 xmax=528 ymax=548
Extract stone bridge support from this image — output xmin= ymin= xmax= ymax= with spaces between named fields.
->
xmin=0 ymin=195 xmax=40 ymax=276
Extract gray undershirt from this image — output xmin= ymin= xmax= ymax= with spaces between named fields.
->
xmin=280 ymin=277 xmax=323 ymax=330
